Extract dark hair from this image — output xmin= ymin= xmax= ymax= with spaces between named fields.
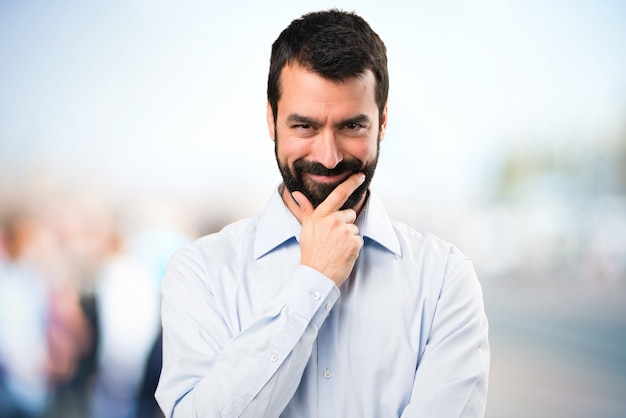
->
xmin=267 ymin=9 xmax=388 ymax=123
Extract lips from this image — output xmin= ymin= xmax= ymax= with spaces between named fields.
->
xmin=307 ymin=172 xmax=351 ymax=184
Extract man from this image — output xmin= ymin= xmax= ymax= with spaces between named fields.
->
xmin=155 ymin=9 xmax=489 ymax=418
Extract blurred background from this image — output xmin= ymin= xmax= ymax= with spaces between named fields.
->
xmin=0 ymin=1 xmax=625 ymax=417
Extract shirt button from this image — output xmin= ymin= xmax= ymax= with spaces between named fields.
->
xmin=270 ymin=354 xmax=278 ymax=362
xmin=323 ymin=369 xmax=332 ymax=379
xmin=311 ymin=291 xmax=321 ymax=301
xmin=325 ymin=303 xmax=332 ymax=311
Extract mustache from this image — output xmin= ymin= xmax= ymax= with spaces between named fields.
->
xmin=293 ymin=158 xmax=364 ymax=177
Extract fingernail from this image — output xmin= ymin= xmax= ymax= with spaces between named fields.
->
xmin=358 ymin=173 xmax=366 ymax=182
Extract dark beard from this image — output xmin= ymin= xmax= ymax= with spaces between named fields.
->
xmin=276 ymin=138 xmax=379 ymax=210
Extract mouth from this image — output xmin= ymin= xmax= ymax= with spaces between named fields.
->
xmin=306 ymin=172 xmax=351 ymax=184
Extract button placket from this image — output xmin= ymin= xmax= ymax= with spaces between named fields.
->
xmin=316 ymin=299 xmax=335 ymax=418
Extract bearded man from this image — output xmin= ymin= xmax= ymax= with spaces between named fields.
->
xmin=156 ymin=9 xmax=490 ymax=418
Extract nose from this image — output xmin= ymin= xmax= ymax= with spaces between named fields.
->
xmin=312 ymin=128 xmax=342 ymax=169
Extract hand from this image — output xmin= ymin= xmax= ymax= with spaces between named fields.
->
xmin=291 ymin=173 xmax=366 ymax=287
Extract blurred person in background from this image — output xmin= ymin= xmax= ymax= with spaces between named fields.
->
xmin=90 ymin=204 xmax=192 ymax=418
xmin=156 ymin=9 xmax=489 ymax=418
xmin=90 ymin=222 xmax=161 ymax=418
xmin=0 ymin=211 xmax=50 ymax=417
xmin=0 ymin=208 xmax=91 ymax=418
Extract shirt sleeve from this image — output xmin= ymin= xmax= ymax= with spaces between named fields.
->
xmin=155 ymin=245 xmax=339 ymax=418
xmin=401 ymin=252 xmax=490 ymax=418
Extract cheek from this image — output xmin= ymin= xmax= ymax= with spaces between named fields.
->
xmin=349 ymin=140 xmax=377 ymax=163
xmin=276 ymin=137 xmax=310 ymax=164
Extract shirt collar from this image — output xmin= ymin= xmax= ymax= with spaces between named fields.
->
xmin=356 ymin=191 xmax=402 ymax=257
xmin=254 ymin=185 xmax=302 ymax=260
xmin=254 ymin=186 xmax=401 ymax=260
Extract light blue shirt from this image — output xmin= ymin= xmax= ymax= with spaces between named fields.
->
xmin=155 ymin=187 xmax=490 ymax=418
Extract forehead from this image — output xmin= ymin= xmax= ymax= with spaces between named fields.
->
xmin=277 ymin=64 xmax=378 ymax=117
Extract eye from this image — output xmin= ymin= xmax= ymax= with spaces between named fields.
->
xmin=290 ymin=123 xmax=315 ymax=131
xmin=290 ymin=123 xmax=318 ymax=137
xmin=342 ymin=122 xmax=368 ymax=134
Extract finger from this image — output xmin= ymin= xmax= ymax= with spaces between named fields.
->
xmin=339 ymin=208 xmax=357 ymax=224
xmin=345 ymin=223 xmax=360 ymax=236
xmin=317 ymin=172 xmax=366 ymax=213
xmin=291 ymin=191 xmax=314 ymax=219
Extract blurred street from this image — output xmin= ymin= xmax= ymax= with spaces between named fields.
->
xmin=484 ymin=279 xmax=626 ymax=418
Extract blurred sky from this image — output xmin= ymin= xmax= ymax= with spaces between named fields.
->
xmin=1 ymin=0 xmax=625 ymax=213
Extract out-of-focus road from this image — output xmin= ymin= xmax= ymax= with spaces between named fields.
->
xmin=483 ymin=280 xmax=626 ymax=418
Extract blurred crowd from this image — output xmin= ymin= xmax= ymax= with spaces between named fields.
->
xmin=0 ymin=189 xmax=199 ymax=418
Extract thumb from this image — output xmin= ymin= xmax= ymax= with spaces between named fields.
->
xmin=291 ymin=191 xmax=314 ymax=220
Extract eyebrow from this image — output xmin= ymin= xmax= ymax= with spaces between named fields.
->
xmin=286 ymin=113 xmax=372 ymax=127
xmin=341 ymin=114 xmax=372 ymax=126
xmin=286 ymin=113 xmax=321 ymax=126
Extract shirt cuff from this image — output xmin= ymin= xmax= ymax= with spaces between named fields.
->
xmin=274 ymin=265 xmax=340 ymax=329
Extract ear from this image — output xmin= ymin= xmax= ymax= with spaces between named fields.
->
xmin=266 ymin=102 xmax=276 ymax=141
xmin=378 ymin=104 xmax=389 ymax=141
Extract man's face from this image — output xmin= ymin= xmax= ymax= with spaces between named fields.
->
xmin=268 ymin=63 xmax=387 ymax=210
